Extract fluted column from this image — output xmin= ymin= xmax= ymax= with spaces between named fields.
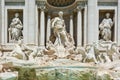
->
xmin=117 ymin=0 xmax=120 ymax=45
xmin=39 ymin=6 xmax=45 ymax=47
xmin=77 ymin=6 xmax=82 ymax=46
xmin=46 ymin=15 xmax=51 ymax=41
xmin=70 ymin=15 xmax=74 ymax=37
xmin=87 ymin=0 xmax=98 ymax=44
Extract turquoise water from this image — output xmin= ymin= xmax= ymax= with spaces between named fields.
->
xmin=35 ymin=66 xmax=111 ymax=80
xmin=3 ymin=66 xmax=111 ymax=80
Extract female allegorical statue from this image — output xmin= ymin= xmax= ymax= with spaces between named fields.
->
xmin=8 ymin=13 xmax=23 ymax=42
xmin=99 ymin=13 xmax=114 ymax=41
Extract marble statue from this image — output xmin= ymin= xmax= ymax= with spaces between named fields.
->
xmin=51 ymin=11 xmax=74 ymax=47
xmin=97 ymin=41 xmax=120 ymax=62
xmin=107 ymin=42 xmax=120 ymax=61
xmin=8 ymin=13 xmax=23 ymax=42
xmin=74 ymin=46 xmax=86 ymax=62
xmin=44 ymin=41 xmax=56 ymax=55
xmin=9 ymin=40 xmax=27 ymax=60
xmin=8 ymin=39 xmax=44 ymax=61
xmin=1 ymin=11 xmax=120 ymax=80
xmin=43 ymin=11 xmax=75 ymax=58
xmin=99 ymin=13 xmax=113 ymax=41
xmin=1 ymin=41 xmax=120 ymax=80
xmin=83 ymin=44 xmax=98 ymax=63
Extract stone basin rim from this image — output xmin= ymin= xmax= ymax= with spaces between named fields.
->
xmin=13 ymin=65 xmax=98 ymax=69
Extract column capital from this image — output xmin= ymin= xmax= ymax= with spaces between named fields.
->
xmin=76 ymin=1 xmax=85 ymax=11
xmin=40 ymin=6 xmax=46 ymax=11
xmin=77 ymin=6 xmax=83 ymax=11
xmin=37 ymin=1 xmax=46 ymax=11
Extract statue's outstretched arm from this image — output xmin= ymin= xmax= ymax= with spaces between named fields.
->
xmin=51 ymin=18 xmax=55 ymax=28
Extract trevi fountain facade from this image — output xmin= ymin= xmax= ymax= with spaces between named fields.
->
xmin=0 ymin=0 xmax=120 ymax=80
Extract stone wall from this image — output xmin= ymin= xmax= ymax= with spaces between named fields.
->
xmin=0 ymin=0 xmax=2 ymax=43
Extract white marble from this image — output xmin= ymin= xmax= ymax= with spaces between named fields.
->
xmin=118 ymin=0 xmax=120 ymax=45
xmin=70 ymin=15 xmax=73 ymax=37
xmin=83 ymin=6 xmax=87 ymax=46
xmin=28 ymin=0 xmax=36 ymax=44
xmin=0 ymin=0 xmax=119 ymax=48
xmin=98 ymin=6 xmax=117 ymax=43
xmin=24 ymin=0 xmax=29 ymax=44
xmin=99 ymin=13 xmax=113 ymax=41
xmin=0 ymin=1 xmax=120 ymax=80
xmin=8 ymin=13 xmax=23 ymax=42
xmin=39 ymin=7 xmax=45 ymax=47
xmin=1 ymin=0 xmax=5 ymax=44
xmin=35 ymin=5 xmax=39 ymax=45
xmin=87 ymin=0 xmax=98 ymax=44
xmin=47 ymin=15 xmax=51 ymax=41
xmin=77 ymin=7 xmax=82 ymax=46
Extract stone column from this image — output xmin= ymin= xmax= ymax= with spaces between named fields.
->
xmin=27 ymin=0 xmax=36 ymax=44
xmin=1 ymin=0 xmax=5 ymax=44
xmin=24 ymin=0 xmax=29 ymax=44
xmin=39 ymin=6 xmax=45 ymax=47
xmin=117 ymin=0 xmax=120 ymax=45
xmin=83 ymin=6 xmax=87 ymax=46
xmin=87 ymin=0 xmax=98 ymax=44
xmin=35 ymin=5 xmax=38 ymax=45
xmin=70 ymin=15 xmax=74 ymax=37
xmin=46 ymin=15 xmax=51 ymax=41
xmin=77 ymin=6 xmax=82 ymax=46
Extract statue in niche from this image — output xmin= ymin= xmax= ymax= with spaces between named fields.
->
xmin=8 ymin=13 xmax=23 ymax=42
xmin=50 ymin=11 xmax=74 ymax=47
xmin=99 ymin=13 xmax=113 ymax=41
